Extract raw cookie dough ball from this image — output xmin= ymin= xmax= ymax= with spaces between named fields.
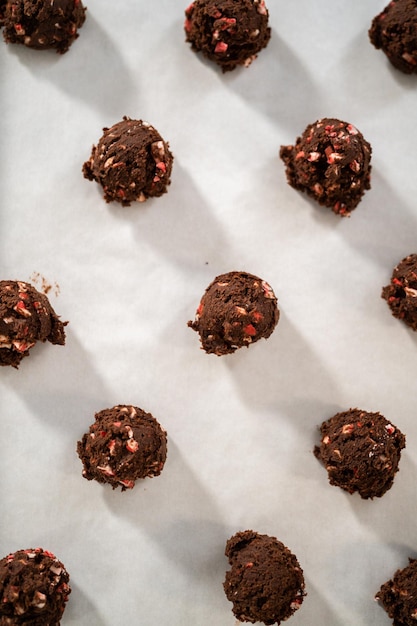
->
xmin=82 ymin=117 xmax=174 ymax=206
xmin=369 ymin=0 xmax=417 ymax=74
xmin=1 ymin=0 xmax=86 ymax=53
xmin=381 ymin=253 xmax=417 ymax=331
xmin=0 ymin=548 xmax=71 ymax=625
xmin=187 ymin=271 xmax=279 ymax=355
xmin=77 ymin=405 xmax=168 ymax=491
xmin=224 ymin=530 xmax=306 ymax=625
xmin=184 ymin=0 xmax=270 ymax=72
xmin=0 ymin=280 xmax=67 ymax=368
xmin=376 ymin=558 xmax=417 ymax=625
xmin=280 ymin=118 xmax=372 ymax=216
xmin=314 ymin=408 xmax=406 ymax=499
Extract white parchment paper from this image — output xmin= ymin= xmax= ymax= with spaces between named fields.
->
xmin=1 ymin=1 xmax=417 ymax=624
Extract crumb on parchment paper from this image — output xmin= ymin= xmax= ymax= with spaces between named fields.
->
xmin=29 ymin=272 xmax=60 ymax=297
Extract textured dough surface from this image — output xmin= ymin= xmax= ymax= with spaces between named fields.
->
xmin=376 ymin=559 xmax=417 ymax=626
xmin=0 ymin=280 xmax=66 ymax=368
xmin=382 ymin=253 xmax=417 ymax=331
xmin=0 ymin=548 xmax=70 ymax=625
xmin=185 ymin=0 xmax=270 ymax=71
xmin=188 ymin=271 xmax=279 ymax=355
xmin=224 ymin=530 xmax=305 ymax=625
xmin=314 ymin=408 xmax=406 ymax=499
xmin=83 ymin=117 xmax=173 ymax=206
xmin=77 ymin=405 xmax=168 ymax=491
xmin=369 ymin=0 xmax=417 ymax=74
xmin=1 ymin=0 xmax=86 ymax=53
xmin=280 ymin=118 xmax=372 ymax=216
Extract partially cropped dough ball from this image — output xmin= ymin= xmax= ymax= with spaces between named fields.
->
xmin=184 ymin=0 xmax=271 ymax=71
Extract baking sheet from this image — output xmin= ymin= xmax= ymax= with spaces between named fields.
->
xmin=1 ymin=1 xmax=417 ymax=624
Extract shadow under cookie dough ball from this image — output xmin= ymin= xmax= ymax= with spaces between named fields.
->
xmin=187 ymin=271 xmax=279 ymax=355
xmin=314 ymin=408 xmax=405 ymax=499
xmin=1 ymin=0 xmax=86 ymax=53
xmin=224 ymin=530 xmax=306 ymax=625
xmin=0 ymin=280 xmax=67 ymax=368
xmin=369 ymin=0 xmax=417 ymax=74
xmin=0 ymin=548 xmax=71 ymax=625
xmin=376 ymin=558 xmax=417 ymax=625
xmin=184 ymin=0 xmax=271 ymax=72
xmin=280 ymin=118 xmax=372 ymax=216
xmin=82 ymin=117 xmax=174 ymax=206
xmin=77 ymin=405 xmax=168 ymax=491
xmin=382 ymin=253 xmax=417 ymax=331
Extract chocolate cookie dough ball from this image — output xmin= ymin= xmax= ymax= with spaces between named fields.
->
xmin=382 ymin=253 xmax=417 ymax=331
xmin=0 ymin=0 xmax=6 ymax=23
xmin=369 ymin=0 xmax=417 ymax=74
xmin=77 ymin=405 xmax=167 ymax=491
xmin=188 ymin=271 xmax=279 ymax=356
xmin=314 ymin=408 xmax=405 ymax=499
xmin=224 ymin=530 xmax=306 ymax=625
xmin=1 ymin=0 xmax=86 ymax=54
xmin=376 ymin=558 xmax=417 ymax=625
xmin=0 ymin=280 xmax=67 ymax=368
xmin=184 ymin=0 xmax=270 ymax=72
xmin=82 ymin=117 xmax=173 ymax=206
xmin=0 ymin=548 xmax=71 ymax=625
xmin=280 ymin=118 xmax=372 ymax=216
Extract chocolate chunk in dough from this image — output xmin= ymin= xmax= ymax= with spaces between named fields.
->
xmin=0 ymin=548 xmax=71 ymax=625
xmin=77 ymin=405 xmax=168 ymax=491
xmin=369 ymin=0 xmax=417 ymax=74
xmin=82 ymin=117 xmax=174 ymax=206
xmin=0 ymin=280 xmax=67 ymax=368
xmin=376 ymin=558 xmax=417 ymax=625
xmin=187 ymin=271 xmax=279 ymax=355
xmin=184 ymin=0 xmax=270 ymax=72
xmin=314 ymin=408 xmax=405 ymax=499
xmin=224 ymin=530 xmax=306 ymax=625
xmin=280 ymin=118 xmax=372 ymax=216
xmin=1 ymin=0 xmax=86 ymax=53
xmin=382 ymin=253 xmax=417 ymax=331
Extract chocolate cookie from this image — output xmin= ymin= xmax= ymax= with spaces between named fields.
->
xmin=1 ymin=0 xmax=86 ymax=54
xmin=382 ymin=253 xmax=417 ymax=331
xmin=314 ymin=408 xmax=406 ymax=499
xmin=0 ymin=280 xmax=67 ymax=368
xmin=376 ymin=559 xmax=417 ymax=625
xmin=82 ymin=117 xmax=174 ymax=206
xmin=184 ymin=0 xmax=270 ymax=72
xmin=188 ymin=271 xmax=279 ymax=355
xmin=77 ymin=405 xmax=168 ymax=491
xmin=369 ymin=0 xmax=417 ymax=74
xmin=0 ymin=548 xmax=70 ymax=625
xmin=224 ymin=530 xmax=306 ymax=625
xmin=280 ymin=118 xmax=372 ymax=216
